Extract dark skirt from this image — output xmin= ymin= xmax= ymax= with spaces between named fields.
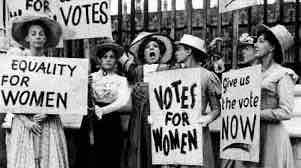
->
xmin=76 ymin=109 xmax=122 ymax=168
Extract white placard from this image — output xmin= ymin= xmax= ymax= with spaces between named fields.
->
xmin=0 ymin=55 xmax=88 ymax=115
xmin=55 ymin=0 xmax=112 ymax=40
xmin=144 ymin=68 xmax=203 ymax=166
xmin=219 ymin=0 xmax=258 ymax=13
xmin=220 ymin=65 xmax=261 ymax=162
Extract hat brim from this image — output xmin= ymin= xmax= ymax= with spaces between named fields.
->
xmin=129 ymin=33 xmax=173 ymax=64
xmin=12 ymin=15 xmax=62 ymax=48
xmin=96 ymin=42 xmax=124 ymax=59
xmin=175 ymin=41 xmax=208 ymax=57
xmin=257 ymin=24 xmax=284 ymax=57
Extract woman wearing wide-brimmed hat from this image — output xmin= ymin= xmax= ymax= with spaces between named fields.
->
xmin=221 ymin=24 xmax=298 ymax=168
xmin=173 ymin=34 xmax=221 ymax=168
xmin=119 ymin=32 xmax=174 ymax=168
xmin=238 ymin=33 xmax=259 ymax=67
xmin=4 ymin=15 xmax=69 ymax=168
xmin=76 ymin=39 xmax=130 ymax=168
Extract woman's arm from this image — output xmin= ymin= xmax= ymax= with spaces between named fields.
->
xmin=96 ymin=78 xmax=131 ymax=116
xmin=261 ymin=74 xmax=294 ymax=121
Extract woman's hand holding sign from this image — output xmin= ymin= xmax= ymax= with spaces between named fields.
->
xmin=197 ymin=115 xmax=213 ymax=127
xmin=33 ymin=114 xmax=48 ymax=123
xmin=95 ymin=105 xmax=103 ymax=120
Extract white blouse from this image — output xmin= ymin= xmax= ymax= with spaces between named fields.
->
xmin=91 ymin=69 xmax=131 ymax=115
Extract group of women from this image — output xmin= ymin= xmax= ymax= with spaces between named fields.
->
xmin=2 ymin=13 xmax=299 ymax=168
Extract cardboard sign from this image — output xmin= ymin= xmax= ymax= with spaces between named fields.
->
xmin=0 ymin=55 xmax=88 ymax=115
xmin=220 ymin=65 xmax=261 ymax=162
xmin=7 ymin=0 xmax=53 ymax=18
xmin=219 ymin=0 xmax=258 ymax=13
xmin=144 ymin=68 xmax=203 ymax=166
xmin=55 ymin=0 xmax=112 ymax=40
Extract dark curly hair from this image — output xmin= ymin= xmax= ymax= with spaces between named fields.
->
xmin=258 ymin=30 xmax=283 ymax=63
xmin=137 ymin=37 xmax=166 ymax=63
xmin=182 ymin=44 xmax=207 ymax=64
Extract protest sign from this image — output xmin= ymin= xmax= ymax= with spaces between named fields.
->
xmin=55 ymin=0 xmax=112 ymax=40
xmin=220 ymin=65 xmax=261 ymax=162
xmin=144 ymin=68 xmax=203 ymax=166
xmin=7 ymin=0 xmax=54 ymax=18
xmin=0 ymin=55 xmax=88 ymax=115
xmin=219 ymin=0 xmax=258 ymax=13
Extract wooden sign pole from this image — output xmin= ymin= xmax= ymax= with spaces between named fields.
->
xmin=232 ymin=10 xmax=239 ymax=69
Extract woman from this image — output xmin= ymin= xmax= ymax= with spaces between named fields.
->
xmin=76 ymin=40 xmax=130 ymax=168
xmin=5 ymin=15 xmax=69 ymax=168
xmin=174 ymin=34 xmax=221 ymax=168
xmin=222 ymin=24 xmax=298 ymax=168
xmin=239 ymin=33 xmax=258 ymax=67
xmin=119 ymin=32 xmax=174 ymax=168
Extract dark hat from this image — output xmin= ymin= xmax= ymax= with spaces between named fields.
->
xmin=95 ymin=39 xmax=124 ymax=59
xmin=11 ymin=14 xmax=62 ymax=48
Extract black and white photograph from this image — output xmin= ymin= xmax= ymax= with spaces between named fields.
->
xmin=0 ymin=0 xmax=300 ymax=168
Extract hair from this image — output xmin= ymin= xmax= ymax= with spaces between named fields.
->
xmin=258 ymin=30 xmax=283 ymax=63
xmin=24 ymin=20 xmax=50 ymax=41
xmin=137 ymin=37 xmax=166 ymax=63
xmin=182 ymin=44 xmax=207 ymax=64
xmin=95 ymin=47 xmax=123 ymax=74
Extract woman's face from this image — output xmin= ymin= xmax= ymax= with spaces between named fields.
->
xmin=241 ymin=45 xmax=256 ymax=63
xmin=254 ymin=34 xmax=273 ymax=59
xmin=25 ymin=25 xmax=46 ymax=49
xmin=143 ymin=41 xmax=161 ymax=64
xmin=175 ymin=44 xmax=190 ymax=63
xmin=100 ymin=50 xmax=117 ymax=71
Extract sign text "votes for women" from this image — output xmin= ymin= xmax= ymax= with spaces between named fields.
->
xmin=57 ymin=0 xmax=112 ymax=39
xmin=145 ymin=68 xmax=203 ymax=166
xmin=0 ymin=55 xmax=88 ymax=115
xmin=220 ymin=65 xmax=261 ymax=162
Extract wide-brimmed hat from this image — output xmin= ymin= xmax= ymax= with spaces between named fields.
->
xmin=95 ymin=39 xmax=124 ymax=59
xmin=129 ymin=32 xmax=173 ymax=64
xmin=257 ymin=24 xmax=294 ymax=57
xmin=239 ymin=33 xmax=255 ymax=46
xmin=175 ymin=34 xmax=207 ymax=56
xmin=11 ymin=14 xmax=62 ymax=48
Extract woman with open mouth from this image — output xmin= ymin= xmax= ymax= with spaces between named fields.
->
xmin=119 ymin=32 xmax=174 ymax=168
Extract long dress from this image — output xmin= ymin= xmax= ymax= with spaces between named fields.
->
xmin=221 ymin=63 xmax=298 ymax=168
xmin=126 ymin=63 xmax=221 ymax=168
xmin=5 ymin=51 xmax=69 ymax=168
xmin=76 ymin=69 xmax=130 ymax=168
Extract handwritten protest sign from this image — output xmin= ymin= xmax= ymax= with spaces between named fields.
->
xmin=220 ymin=65 xmax=261 ymax=162
xmin=55 ymin=0 xmax=112 ymax=39
xmin=0 ymin=55 xmax=88 ymax=115
xmin=7 ymin=0 xmax=54 ymax=18
xmin=144 ymin=68 xmax=203 ymax=166
xmin=219 ymin=0 xmax=258 ymax=13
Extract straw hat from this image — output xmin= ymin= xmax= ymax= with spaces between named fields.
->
xmin=95 ymin=39 xmax=124 ymax=59
xmin=175 ymin=34 xmax=207 ymax=56
xmin=11 ymin=14 xmax=62 ymax=48
xmin=129 ymin=32 xmax=173 ymax=64
xmin=239 ymin=33 xmax=255 ymax=46
xmin=257 ymin=24 xmax=294 ymax=57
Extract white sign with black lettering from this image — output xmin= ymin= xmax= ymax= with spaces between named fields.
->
xmin=0 ymin=55 xmax=88 ymax=115
xmin=56 ymin=0 xmax=112 ymax=39
xmin=145 ymin=68 xmax=203 ymax=166
xmin=219 ymin=0 xmax=258 ymax=13
xmin=220 ymin=65 xmax=261 ymax=162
